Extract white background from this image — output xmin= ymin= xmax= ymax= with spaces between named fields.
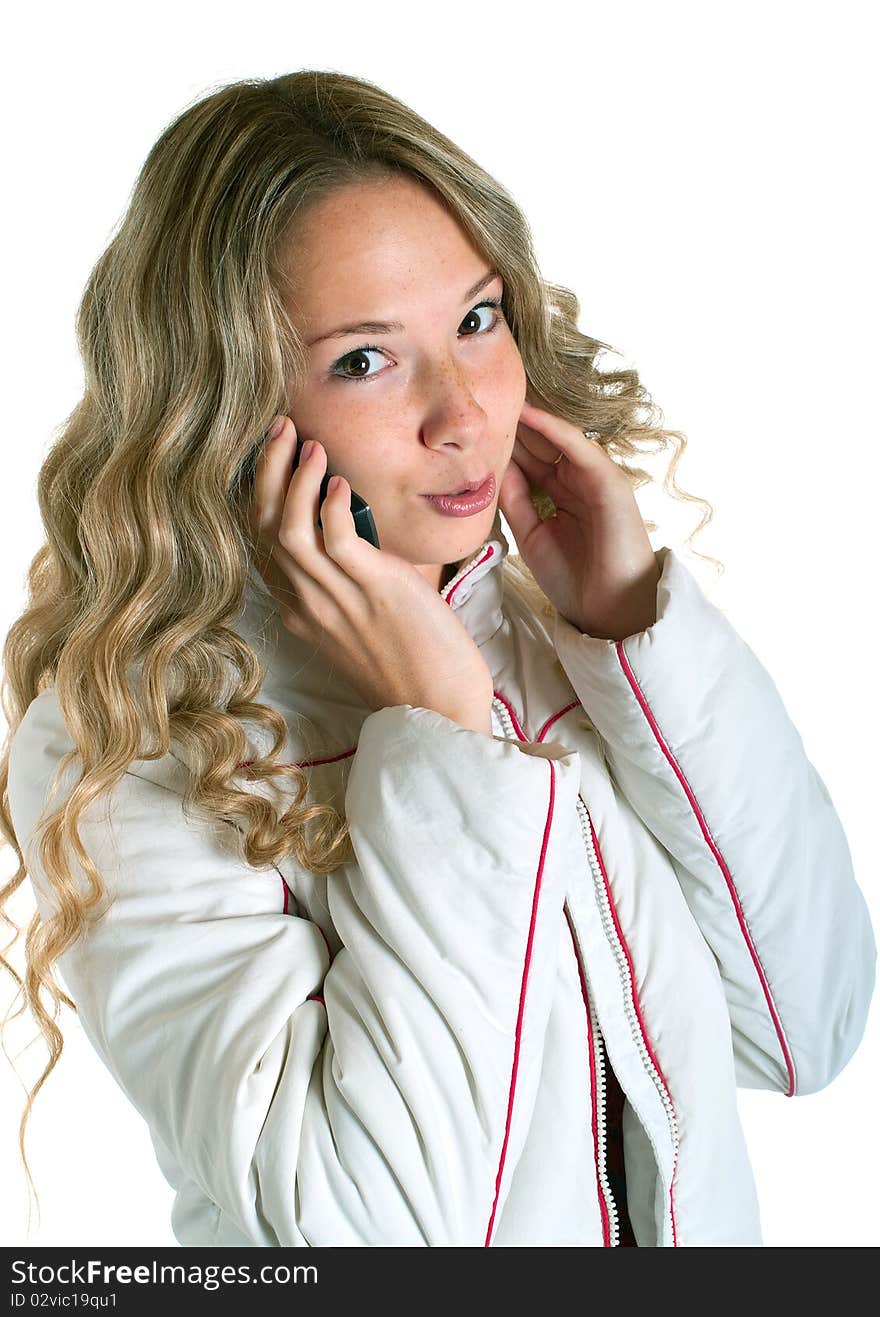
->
xmin=1 ymin=0 xmax=877 ymax=1248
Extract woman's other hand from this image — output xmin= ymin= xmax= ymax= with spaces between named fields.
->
xmin=498 ymin=400 xmax=661 ymax=641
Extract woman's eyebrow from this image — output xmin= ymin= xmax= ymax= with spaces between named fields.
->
xmin=306 ymin=269 xmax=500 ymax=346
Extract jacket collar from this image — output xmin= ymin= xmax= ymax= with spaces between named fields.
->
xmin=237 ymin=509 xmax=510 ymax=718
xmin=435 ymin=506 xmax=509 ymax=641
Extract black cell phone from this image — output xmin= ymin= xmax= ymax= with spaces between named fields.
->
xmin=290 ymin=438 xmax=381 ymax=549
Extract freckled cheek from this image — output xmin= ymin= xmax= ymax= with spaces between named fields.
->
xmin=289 ymin=390 xmax=366 ymax=466
xmin=317 ymin=421 xmax=401 ymax=498
xmin=287 ymin=387 xmax=403 ymax=500
xmin=492 ymin=342 xmax=528 ymax=439
xmin=491 ymin=332 xmax=526 ymax=384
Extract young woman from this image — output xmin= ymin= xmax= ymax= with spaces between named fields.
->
xmin=1 ymin=69 xmax=874 ymax=1248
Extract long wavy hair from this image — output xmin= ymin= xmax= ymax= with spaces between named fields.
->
xmin=0 ymin=68 xmax=720 ymax=1220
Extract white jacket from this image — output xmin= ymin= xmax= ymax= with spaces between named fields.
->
xmin=7 ymin=513 xmax=875 ymax=1247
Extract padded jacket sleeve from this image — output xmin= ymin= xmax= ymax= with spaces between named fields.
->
xmin=7 ymin=692 xmax=584 ymax=1246
xmin=551 ymin=545 xmax=876 ymax=1097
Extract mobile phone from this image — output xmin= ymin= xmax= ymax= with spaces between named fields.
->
xmin=290 ymin=438 xmax=381 ymax=549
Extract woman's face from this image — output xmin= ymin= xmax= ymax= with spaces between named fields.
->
xmin=282 ymin=175 xmax=527 ymax=591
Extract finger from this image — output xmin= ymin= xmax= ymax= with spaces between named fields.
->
xmin=262 ymin=551 xmax=304 ymax=612
xmin=518 ymin=400 xmax=602 ymax=467
xmin=251 ymin=415 xmax=299 ymax=549
xmin=519 ymin=402 xmax=626 ymax=505
xmin=318 ymin=473 xmax=358 ymax=565
xmin=516 ymin=401 xmax=568 ymax=463
xmin=247 ymin=422 xmax=346 ymax=630
xmin=511 ymin=436 xmax=563 ymax=485
xmin=498 ymin=456 xmax=543 ymax=547
xmin=279 ymin=436 xmax=330 ymax=561
xmin=316 ymin=472 xmax=386 ymax=597
xmin=276 ymin=440 xmax=368 ymax=613
xmin=264 ymin=446 xmax=342 ymax=632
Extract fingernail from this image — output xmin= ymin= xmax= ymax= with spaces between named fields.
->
xmin=267 ymin=416 xmax=285 ymax=442
xmin=300 ymin=439 xmax=315 ymax=462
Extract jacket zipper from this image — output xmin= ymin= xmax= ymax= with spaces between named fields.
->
xmin=588 ymin=986 xmax=620 ymax=1246
xmin=573 ymin=792 xmax=680 ymax=1243
xmin=492 ymin=695 xmax=620 ymax=1246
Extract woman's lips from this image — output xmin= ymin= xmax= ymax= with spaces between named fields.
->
xmin=422 ymin=474 xmax=496 ymax=517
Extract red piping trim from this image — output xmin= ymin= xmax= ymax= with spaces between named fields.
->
xmin=237 ymin=746 xmax=356 ymax=772
xmin=298 ymin=748 xmax=356 ymax=768
xmin=315 ymin=923 xmax=333 ymax=961
xmin=444 ymin=545 xmax=495 ymax=608
xmin=483 ymin=756 xmax=557 ymax=1248
xmin=273 ymin=859 xmax=333 ymax=1000
xmin=614 ymin=639 xmax=797 ymax=1098
xmin=492 ymin=689 xmax=528 ymax=741
xmin=565 ymin=904 xmax=610 ymax=1246
xmin=536 ymin=699 xmax=581 ymax=743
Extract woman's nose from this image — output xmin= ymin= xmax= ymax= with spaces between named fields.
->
xmin=419 ymin=361 xmax=487 ymax=436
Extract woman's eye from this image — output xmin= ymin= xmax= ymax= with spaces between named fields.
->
xmin=329 ymin=298 xmax=504 ymax=384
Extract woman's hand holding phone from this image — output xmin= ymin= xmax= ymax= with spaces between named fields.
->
xmin=248 ymin=416 xmax=494 ymax=735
